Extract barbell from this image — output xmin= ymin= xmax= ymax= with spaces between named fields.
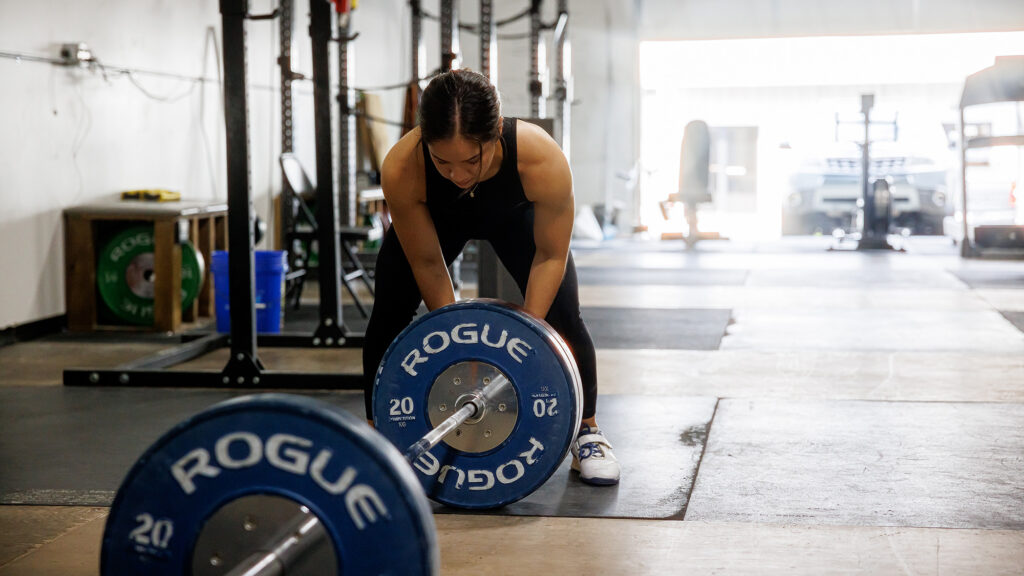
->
xmin=100 ymin=299 xmax=583 ymax=575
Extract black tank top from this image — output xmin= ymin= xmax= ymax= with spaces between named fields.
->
xmin=422 ymin=117 xmax=531 ymax=238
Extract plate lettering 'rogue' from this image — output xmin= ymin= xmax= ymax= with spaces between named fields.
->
xmin=400 ymin=322 xmax=534 ymax=376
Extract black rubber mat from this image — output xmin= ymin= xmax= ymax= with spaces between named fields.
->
xmin=293 ymin=294 xmax=734 ymax=351
xmin=444 ymin=394 xmax=716 ymax=519
xmin=28 ymin=303 xmax=372 ymax=345
xmin=38 ymin=330 xmax=184 ymax=345
xmin=283 ymin=303 xmax=371 ymax=333
xmin=0 ymin=388 xmax=712 ymax=520
xmin=581 ymin=307 xmax=731 ymax=350
xmin=577 ymin=267 xmax=748 ymax=286
xmin=0 ymin=387 xmax=262 ymax=505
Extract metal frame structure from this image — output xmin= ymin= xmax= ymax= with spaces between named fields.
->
xmin=855 ymin=94 xmax=896 ymax=250
xmin=279 ymin=0 xmax=374 ymax=327
xmin=411 ymin=0 xmax=426 ymax=82
xmin=279 ymin=0 xmax=295 ymax=161
xmin=337 ymin=8 xmax=358 ymax=229
xmin=307 ymin=0 xmax=357 ymax=346
xmin=823 ymin=94 xmax=900 ymax=251
xmin=958 ymin=56 xmax=1024 ymax=259
xmin=480 ymin=0 xmax=496 ymax=79
xmin=529 ymin=0 xmax=543 ymax=118
xmin=440 ymin=0 xmax=460 ymax=72
xmin=65 ymin=0 xmax=363 ymax=388
xmin=279 ymin=0 xmax=299 ymax=274
xmin=552 ymin=0 xmax=570 ymax=155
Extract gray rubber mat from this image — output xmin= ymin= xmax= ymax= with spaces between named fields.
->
xmin=581 ymin=307 xmax=732 ymax=350
xmin=0 ymin=388 xmax=713 ymax=520
xmin=685 ymin=398 xmax=1024 ymax=530
xmin=949 ymin=268 xmax=1024 ymax=289
xmin=1001 ymin=310 xmax=1024 ymax=333
xmin=577 ymin=267 xmax=748 ymax=286
xmin=0 ymin=387 xmax=276 ymax=505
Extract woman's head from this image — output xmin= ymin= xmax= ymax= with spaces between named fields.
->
xmin=419 ymin=69 xmax=503 ymax=191
xmin=419 ymin=68 xmax=502 ymax=144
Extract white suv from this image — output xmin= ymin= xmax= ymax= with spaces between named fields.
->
xmin=783 ymin=134 xmax=952 ymax=236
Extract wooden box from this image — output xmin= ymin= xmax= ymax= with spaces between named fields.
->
xmin=64 ymin=200 xmax=228 ymax=332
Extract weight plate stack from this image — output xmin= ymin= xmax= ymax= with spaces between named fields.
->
xmin=96 ymin=226 xmax=204 ymax=325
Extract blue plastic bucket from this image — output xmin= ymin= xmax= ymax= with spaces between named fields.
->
xmin=211 ymin=251 xmax=288 ymax=333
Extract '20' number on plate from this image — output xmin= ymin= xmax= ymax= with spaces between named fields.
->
xmin=390 ymin=396 xmax=415 ymax=416
xmin=533 ymin=398 xmax=558 ymax=417
xmin=129 ymin=513 xmax=173 ymax=549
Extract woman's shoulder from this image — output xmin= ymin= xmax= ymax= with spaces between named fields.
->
xmin=514 ymin=120 xmax=572 ymax=201
xmin=381 ymin=127 xmax=426 ymax=202
xmin=383 ymin=126 xmax=423 ymax=169
xmin=515 ymin=119 xmax=566 ymax=173
xmin=382 ymin=127 xmax=425 ymax=177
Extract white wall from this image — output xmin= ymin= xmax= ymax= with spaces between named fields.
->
xmin=0 ymin=0 xmax=227 ymax=329
xmin=565 ymin=0 xmax=640 ymax=233
xmin=0 ymin=0 xmax=411 ymax=329
xmin=638 ymin=0 xmax=1024 ymax=40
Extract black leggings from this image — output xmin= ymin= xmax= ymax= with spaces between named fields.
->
xmin=361 ymin=207 xmax=598 ymax=421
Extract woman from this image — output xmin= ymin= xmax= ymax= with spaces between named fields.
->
xmin=363 ymin=68 xmax=619 ymax=486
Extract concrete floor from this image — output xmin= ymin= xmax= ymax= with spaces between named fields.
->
xmin=2 ymin=235 xmax=1023 ymax=575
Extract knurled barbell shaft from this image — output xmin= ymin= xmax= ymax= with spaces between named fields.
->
xmin=224 ymin=508 xmax=327 ymax=576
xmin=403 ymin=373 xmax=510 ymax=463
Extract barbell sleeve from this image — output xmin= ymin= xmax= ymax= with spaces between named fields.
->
xmin=403 ymin=374 xmax=510 ymax=463
xmin=404 ymin=400 xmax=478 ymax=463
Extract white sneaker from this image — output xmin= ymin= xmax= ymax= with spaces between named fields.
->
xmin=570 ymin=426 xmax=620 ymax=486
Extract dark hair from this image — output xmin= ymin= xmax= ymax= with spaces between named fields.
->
xmin=419 ymin=68 xmax=501 ymax=144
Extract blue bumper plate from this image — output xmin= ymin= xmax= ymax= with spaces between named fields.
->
xmin=101 ymin=394 xmax=438 ymax=575
xmin=373 ymin=299 xmax=583 ymax=509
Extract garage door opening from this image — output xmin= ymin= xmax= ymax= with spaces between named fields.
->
xmin=638 ymin=31 xmax=1024 ymax=241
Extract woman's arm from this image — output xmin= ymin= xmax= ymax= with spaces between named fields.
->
xmin=381 ymin=129 xmax=457 ymax=311
xmin=517 ymin=120 xmax=575 ymax=320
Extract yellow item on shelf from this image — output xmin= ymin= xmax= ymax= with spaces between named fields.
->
xmin=121 ymin=189 xmax=181 ymax=202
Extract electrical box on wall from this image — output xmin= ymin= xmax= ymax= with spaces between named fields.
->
xmin=59 ymin=43 xmax=94 ymax=66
